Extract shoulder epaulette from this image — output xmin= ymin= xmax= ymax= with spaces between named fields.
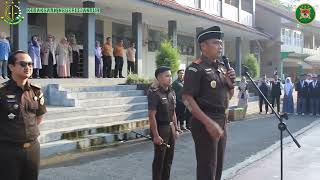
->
xmin=30 ymin=83 xmax=41 ymax=89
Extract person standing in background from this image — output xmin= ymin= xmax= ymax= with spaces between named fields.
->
xmin=56 ymin=37 xmax=71 ymax=78
xmin=69 ymin=36 xmax=80 ymax=78
xmin=295 ymin=74 xmax=308 ymax=115
xmin=113 ymin=39 xmax=125 ymax=78
xmin=238 ymin=76 xmax=249 ymax=116
xmin=309 ymin=75 xmax=320 ymax=116
xmin=258 ymin=75 xmax=270 ymax=114
xmin=270 ymin=74 xmax=282 ymax=114
xmin=95 ymin=41 xmax=103 ymax=78
xmin=126 ymin=42 xmax=136 ymax=75
xmin=28 ymin=35 xmax=42 ymax=79
xmin=102 ymin=37 xmax=113 ymax=78
xmin=41 ymin=35 xmax=56 ymax=78
xmin=0 ymin=32 xmax=11 ymax=79
xmin=282 ymin=77 xmax=294 ymax=114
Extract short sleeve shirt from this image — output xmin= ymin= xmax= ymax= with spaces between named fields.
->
xmin=148 ymin=87 xmax=176 ymax=124
xmin=183 ymin=56 xmax=230 ymax=116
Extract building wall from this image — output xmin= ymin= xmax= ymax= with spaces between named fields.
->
xmin=47 ymin=14 xmax=65 ymax=42
xmin=256 ymin=6 xmax=281 ymax=78
xmin=0 ymin=22 xmax=10 ymax=38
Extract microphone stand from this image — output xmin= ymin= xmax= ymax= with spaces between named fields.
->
xmin=242 ymin=66 xmax=301 ymax=180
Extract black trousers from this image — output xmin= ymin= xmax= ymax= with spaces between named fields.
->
xmin=176 ymin=101 xmax=190 ymax=128
xmin=271 ymin=95 xmax=281 ymax=113
xmin=0 ymin=141 xmax=40 ymax=180
xmin=259 ymin=96 xmax=269 ymax=113
xmin=43 ymin=52 xmax=54 ymax=78
xmin=191 ymin=117 xmax=227 ymax=180
xmin=102 ymin=55 xmax=112 ymax=78
xmin=127 ymin=61 xmax=135 ymax=74
xmin=114 ymin=56 xmax=124 ymax=78
xmin=32 ymin=69 xmax=40 ymax=78
xmin=71 ymin=51 xmax=79 ymax=77
xmin=152 ymin=125 xmax=175 ymax=180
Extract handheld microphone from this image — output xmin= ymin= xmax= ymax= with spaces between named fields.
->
xmin=222 ymin=56 xmax=231 ymax=70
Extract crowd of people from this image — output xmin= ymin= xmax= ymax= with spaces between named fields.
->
xmin=238 ymin=73 xmax=320 ymax=116
xmin=0 ymin=32 xmax=137 ymax=79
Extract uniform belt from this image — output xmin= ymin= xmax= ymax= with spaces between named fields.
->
xmin=201 ymin=106 xmax=227 ymax=114
xmin=0 ymin=140 xmax=36 ymax=149
xmin=157 ymin=121 xmax=173 ymax=126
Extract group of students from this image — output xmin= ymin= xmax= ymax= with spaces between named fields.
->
xmin=257 ymin=73 xmax=320 ymax=116
xmin=95 ymin=37 xmax=136 ymax=78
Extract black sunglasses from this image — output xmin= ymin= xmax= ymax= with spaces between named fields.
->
xmin=16 ymin=61 xmax=33 ymax=68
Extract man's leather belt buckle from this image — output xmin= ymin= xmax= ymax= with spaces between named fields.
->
xmin=23 ymin=142 xmax=31 ymax=148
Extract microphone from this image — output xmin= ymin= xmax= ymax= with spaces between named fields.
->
xmin=222 ymin=56 xmax=231 ymax=70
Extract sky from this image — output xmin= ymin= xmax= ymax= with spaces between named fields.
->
xmin=281 ymin=0 xmax=320 ymax=20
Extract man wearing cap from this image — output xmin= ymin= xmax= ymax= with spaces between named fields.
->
xmin=0 ymin=50 xmax=47 ymax=180
xmin=182 ymin=26 xmax=236 ymax=180
xmin=147 ymin=66 xmax=181 ymax=180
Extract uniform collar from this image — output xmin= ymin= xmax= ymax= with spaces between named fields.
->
xmin=200 ymin=55 xmax=219 ymax=69
xmin=159 ymin=86 xmax=172 ymax=94
xmin=8 ymin=79 xmax=31 ymax=91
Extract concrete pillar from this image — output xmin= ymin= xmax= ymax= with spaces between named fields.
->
xmin=220 ymin=0 xmax=224 ymax=17
xmin=312 ymin=34 xmax=315 ymax=49
xmin=83 ymin=1 xmax=96 ymax=78
xmin=236 ymin=37 xmax=242 ymax=76
xmin=195 ymin=27 xmax=204 ymax=58
xmin=252 ymin=0 xmax=256 ymax=27
xmin=168 ymin=20 xmax=177 ymax=48
xmin=132 ymin=12 xmax=143 ymax=75
xmin=12 ymin=0 xmax=28 ymax=51
xmin=238 ymin=0 xmax=242 ymax=22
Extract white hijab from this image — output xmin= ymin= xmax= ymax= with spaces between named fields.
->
xmin=284 ymin=77 xmax=293 ymax=95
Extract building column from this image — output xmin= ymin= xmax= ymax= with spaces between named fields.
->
xmin=195 ymin=27 xmax=203 ymax=58
xmin=238 ymin=0 xmax=242 ymax=22
xmin=312 ymin=34 xmax=316 ymax=49
xmin=236 ymin=37 xmax=242 ymax=76
xmin=220 ymin=0 xmax=224 ymax=17
xmin=168 ymin=20 xmax=177 ymax=48
xmin=83 ymin=1 xmax=96 ymax=78
xmin=12 ymin=0 xmax=28 ymax=51
xmin=132 ymin=12 xmax=143 ymax=75
xmin=252 ymin=0 xmax=256 ymax=27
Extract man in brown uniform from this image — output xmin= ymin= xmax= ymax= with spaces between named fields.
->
xmin=102 ymin=37 xmax=113 ymax=78
xmin=0 ymin=50 xmax=47 ymax=180
xmin=182 ymin=26 xmax=236 ymax=180
xmin=113 ymin=39 xmax=125 ymax=78
xmin=148 ymin=66 xmax=181 ymax=180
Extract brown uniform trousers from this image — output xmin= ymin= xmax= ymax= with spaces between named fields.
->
xmin=152 ymin=124 xmax=175 ymax=180
xmin=191 ymin=116 xmax=227 ymax=180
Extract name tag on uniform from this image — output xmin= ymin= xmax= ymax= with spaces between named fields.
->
xmin=6 ymin=95 xmax=15 ymax=99
xmin=205 ymin=68 xmax=212 ymax=72
xmin=161 ymin=97 xmax=168 ymax=104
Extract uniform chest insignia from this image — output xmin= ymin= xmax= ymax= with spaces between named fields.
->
xmin=188 ymin=67 xmax=198 ymax=72
xmin=161 ymin=97 xmax=167 ymax=100
xmin=8 ymin=113 xmax=16 ymax=120
xmin=40 ymin=97 xmax=45 ymax=105
xmin=6 ymin=95 xmax=15 ymax=99
xmin=205 ymin=68 xmax=212 ymax=72
xmin=210 ymin=80 xmax=217 ymax=89
xmin=13 ymin=104 xmax=19 ymax=110
xmin=33 ymin=96 xmax=38 ymax=101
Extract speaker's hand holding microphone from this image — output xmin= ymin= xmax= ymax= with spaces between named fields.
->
xmin=222 ymin=56 xmax=236 ymax=88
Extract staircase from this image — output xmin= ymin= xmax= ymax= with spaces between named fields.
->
xmin=39 ymin=84 xmax=150 ymax=158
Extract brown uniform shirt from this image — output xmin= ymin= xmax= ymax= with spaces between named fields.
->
xmin=113 ymin=45 xmax=124 ymax=57
xmin=148 ymin=87 xmax=176 ymax=125
xmin=183 ymin=56 xmax=231 ymax=119
xmin=102 ymin=43 xmax=113 ymax=56
xmin=0 ymin=80 xmax=47 ymax=143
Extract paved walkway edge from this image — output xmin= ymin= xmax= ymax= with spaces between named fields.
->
xmin=222 ymin=119 xmax=320 ymax=180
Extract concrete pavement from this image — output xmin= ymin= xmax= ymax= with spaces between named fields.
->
xmin=228 ymin=119 xmax=320 ymax=180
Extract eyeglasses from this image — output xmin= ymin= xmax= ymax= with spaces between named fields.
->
xmin=16 ymin=61 xmax=33 ymax=68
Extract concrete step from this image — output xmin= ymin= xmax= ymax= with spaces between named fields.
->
xmin=60 ymin=85 xmax=137 ymax=92
xmin=77 ymin=96 xmax=147 ymax=107
xmin=67 ymin=90 xmax=145 ymax=100
xmin=40 ymin=128 xmax=151 ymax=158
xmin=39 ymin=110 xmax=148 ymax=131
xmin=39 ymin=118 xmax=149 ymax=144
xmin=44 ymin=103 xmax=148 ymax=120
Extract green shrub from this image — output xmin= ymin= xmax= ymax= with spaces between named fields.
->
xmin=126 ymin=74 xmax=153 ymax=85
xmin=244 ymin=54 xmax=259 ymax=78
xmin=156 ymin=40 xmax=180 ymax=74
